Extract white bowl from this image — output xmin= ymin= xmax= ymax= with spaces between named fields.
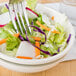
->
xmin=0 ymin=57 xmax=62 ymax=73
xmin=0 ymin=3 xmax=75 ymax=73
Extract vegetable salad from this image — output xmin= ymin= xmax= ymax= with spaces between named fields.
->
xmin=0 ymin=0 xmax=71 ymax=59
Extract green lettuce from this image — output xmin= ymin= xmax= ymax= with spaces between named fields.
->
xmin=6 ymin=35 xmax=20 ymax=50
xmin=40 ymin=40 xmax=58 ymax=56
xmin=48 ymin=33 xmax=55 ymax=42
xmin=55 ymin=23 xmax=64 ymax=32
xmin=54 ymin=23 xmax=67 ymax=44
xmin=4 ymin=21 xmax=15 ymax=30
xmin=2 ymin=48 xmax=18 ymax=57
xmin=0 ymin=28 xmax=11 ymax=39
xmin=9 ymin=0 xmax=23 ymax=4
xmin=0 ymin=28 xmax=20 ymax=51
xmin=1 ymin=6 xmax=8 ymax=13
xmin=27 ymin=0 xmax=37 ymax=10
xmin=54 ymin=32 xmax=66 ymax=44
xmin=33 ymin=14 xmax=45 ymax=28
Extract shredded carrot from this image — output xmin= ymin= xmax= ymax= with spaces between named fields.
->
xmin=52 ymin=30 xmax=60 ymax=34
xmin=51 ymin=16 xmax=54 ymax=20
xmin=32 ymin=36 xmax=41 ymax=41
xmin=14 ymin=33 xmax=20 ymax=37
xmin=16 ymin=56 xmax=33 ymax=59
xmin=35 ymin=41 xmax=40 ymax=57
xmin=36 ymin=21 xmax=51 ymax=31
xmin=0 ymin=39 xmax=7 ymax=45
xmin=0 ymin=33 xmax=20 ymax=45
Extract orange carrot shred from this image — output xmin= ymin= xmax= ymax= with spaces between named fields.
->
xmin=35 ymin=41 xmax=40 ymax=57
xmin=16 ymin=56 xmax=33 ymax=59
xmin=32 ymin=37 xmax=41 ymax=41
xmin=51 ymin=16 xmax=54 ymax=20
xmin=14 ymin=33 xmax=20 ymax=37
xmin=52 ymin=30 xmax=60 ymax=34
xmin=36 ymin=21 xmax=51 ymax=31
xmin=0 ymin=39 xmax=7 ymax=45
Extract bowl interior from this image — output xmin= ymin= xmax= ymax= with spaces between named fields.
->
xmin=0 ymin=3 xmax=75 ymax=65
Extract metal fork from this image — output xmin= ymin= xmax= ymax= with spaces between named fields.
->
xmin=9 ymin=0 xmax=31 ymax=34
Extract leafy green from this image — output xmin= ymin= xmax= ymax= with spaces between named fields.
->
xmin=4 ymin=21 xmax=15 ymax=30
xmin=40 ymin=45 xmax=57 ymax=56
xmin=0 ymin=28 xmax=10 ymax=39
xmin=0 ymin=28 xmax=20 ymax=51
xmin=33 ymin=14 xmax=45 ymax=28
xmin=27 ymin=0 xmax=37 ymax=10
xmin=2 ymin=48 xmax=18 ymax=57
xmin=54 ymin=32 xmax=66 ymax=44
xmin=54 ymin=23 xmax=66 ymax=44
xmin=55 ymin=23 xmax=64 ymax=32
xmin=40 ymin=40 xmax=58 ymax=56
xmin=9 ymin=0 xmax=23 ymax=4
xmin=48 ymin=33 xmax=55 ymax=42
xmin=22 ymin=34 xmax=35 ymax=44
xmin=6 ymin=35 xmax=20 ymax=50
xmin=1 ymin=6 xmax=8 ymax=13
xmin=37 ymin=14 xmax=45 ymax=24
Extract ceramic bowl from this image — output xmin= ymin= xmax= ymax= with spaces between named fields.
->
xmin=0 ymin=3 xmax=75 ymax=73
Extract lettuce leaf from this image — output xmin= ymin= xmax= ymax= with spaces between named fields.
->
xmin=55 ymin=23 xmax=64 ymax=33
xmin=6 ymin=35 xmax=20 ymax=50
xmin=40 ymin=40 xmax=58 ymax=56
xmin=54 ymin=32 xmax=66 ymax=44
xmin=0 ymin=28 xmax=10 ymax=39
xmin=33 ymin=14 xmax=45 ymax=28
xmin=54 ymin=23 xmax=67 ymax=44
xmin=2 ymin=48 xmax=18 ymax=57
xmin=9 ymin=0 xmax=23 ymax=4
xmin=1 ymin=6 xmax=8 ymax=13
xmin=4 ymin=21 xmax=15 ymax=30
xmin=27 ymin=0 xmax=37 ymax=10
xmin=0 ymin=28 xmax=20 ymax=51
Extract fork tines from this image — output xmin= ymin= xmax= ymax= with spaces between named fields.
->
xmin=9 ymin=1 xmax=31 ymax=34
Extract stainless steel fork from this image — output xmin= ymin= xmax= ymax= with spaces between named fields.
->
xmin=9 ymin=0 xmax=31 ymax=34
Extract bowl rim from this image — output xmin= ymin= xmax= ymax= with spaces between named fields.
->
xmin=0 ymin=2 xmax=75 ymax=65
